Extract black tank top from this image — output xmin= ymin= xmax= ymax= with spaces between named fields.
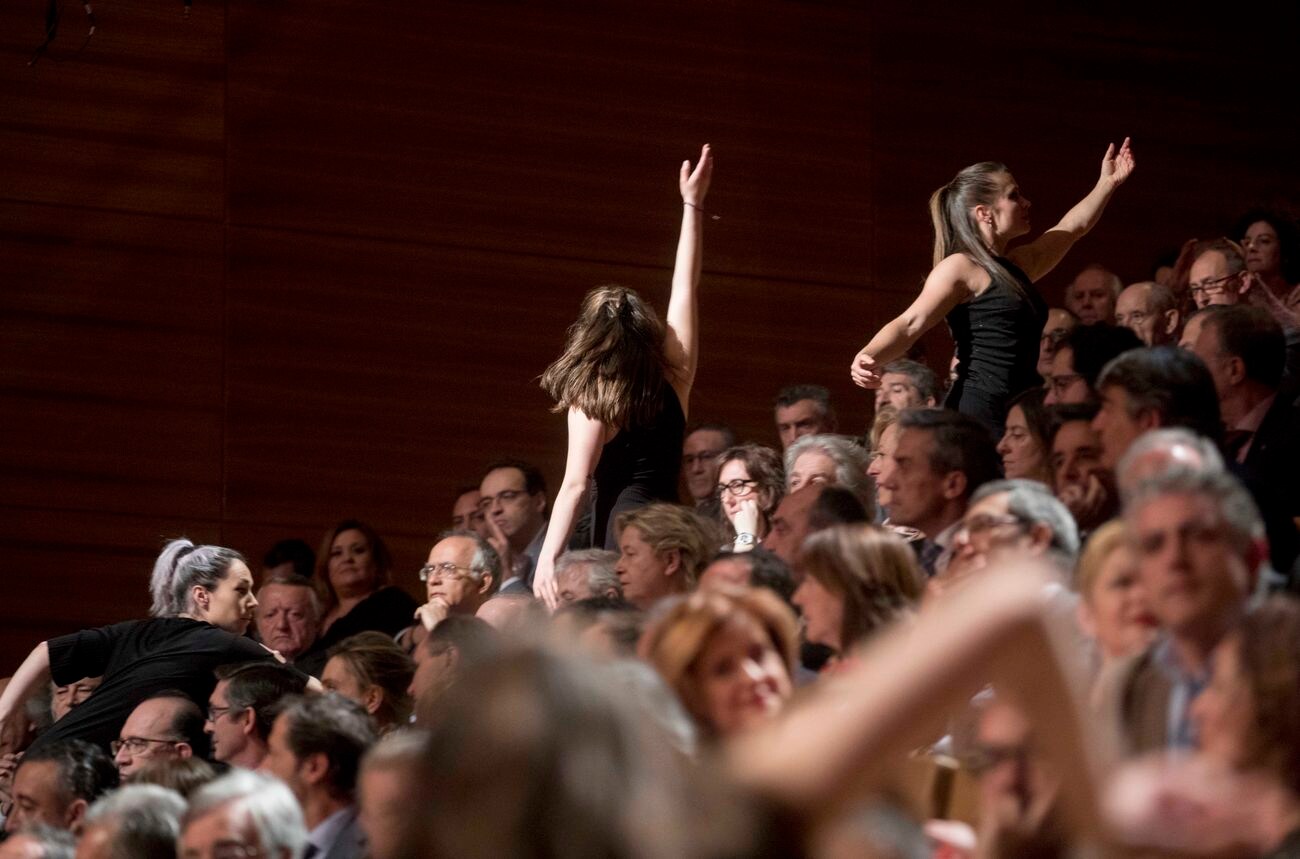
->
xmin=943 ymin=256 xmax=1046 ymax=430
xmin=590 ymin=381 xmax=685 ymax=549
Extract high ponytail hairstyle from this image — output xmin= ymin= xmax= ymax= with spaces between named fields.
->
xmin=929 ymin=161 xmax=1024 ymax=297
xmin=150 ymin=538 xmax=247 ymax=618
xmin=539 ymin=285 xmax=671 ymax=428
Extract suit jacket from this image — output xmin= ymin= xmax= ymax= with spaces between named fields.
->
xmin=1097 ymin=645 xmax=1172 ymax=758
xmin=308 ymin=805 xmax=368 ymax=859
xmin=1240 ymin=387 xmax=1300 ymax=578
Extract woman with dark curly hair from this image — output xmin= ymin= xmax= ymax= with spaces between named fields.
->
xmin=715 ymin=443 xmax=784 ymax=550
xmin=1235 ymin=208 xmax=1300 ymax=311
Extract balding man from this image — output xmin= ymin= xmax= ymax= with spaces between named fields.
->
xmin=112 ymin=693 xmax=206 ymax=780
xmin=1115 ymin=281 xmax=1180 ymax=346
xmin=1065 ymin=264 xmax=1121 ymax=325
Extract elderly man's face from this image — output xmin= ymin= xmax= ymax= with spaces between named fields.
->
xmin=178 ymin=802 xmax=266 ymax=859
xmin=5 ymin=760 xmax=76 ymax=834
xmin=114 ymin=698 xmax=189 ymax=778
xmin=1065 ymin=269 xmax=1116 ymax=325
xmin=944 ymin=492 xmax=1032 ymax=583
xmin=255 ymin=583 xmax=318 ymax=661
xmin=763 ymin=486 xmax=821 ymax=566
xmin=880 ymin=428 xmax=951 ymax=532
xmin=424 ymin=536 xmax=491 ymax=613
xmin=1189 ymin=251 xmax=1242 ymax=309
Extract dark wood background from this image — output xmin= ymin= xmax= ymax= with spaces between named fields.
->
xmin=3 ymin=1 xmax=1298 ymax=668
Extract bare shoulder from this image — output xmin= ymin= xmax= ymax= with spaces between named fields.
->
xmin=934 ymin=253 xmax=992 ymax=296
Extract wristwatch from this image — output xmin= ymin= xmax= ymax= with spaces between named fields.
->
xmin=734 ymin=532 xmax=757 ymax=546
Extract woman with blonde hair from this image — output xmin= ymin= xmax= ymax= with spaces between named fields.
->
xmin=793 ymin=524 xmax=923 ymax=662
xmin=640 ymin=585 xmax=798 ymax=739
xmin=532 ymin=146 xmax=714 ymax=609
xmin=851 ymin=140 xmax=1135 ymax=434
xmin=322 ymin=631 xmax=416 ymax=734
xmin=613 ymin=502 xmax=720 ymax=610
xmin=1074 ymin=520 xmax=1157 ymax=673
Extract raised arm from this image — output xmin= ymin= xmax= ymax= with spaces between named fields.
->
xmin=726 ymin=563 xmax=1105 ymax=836
xmin=850 ymin=254 xmax=977 ymax=388
xmin=662 ymin=145 xmax=713 ymax=406
xmin=532 ymin=408 xmax=608 ymax=610
xmin=1008 ymin=138 xmax=1135 ymax=283
xmin=0 ymin=642 xmax=50 ymax=755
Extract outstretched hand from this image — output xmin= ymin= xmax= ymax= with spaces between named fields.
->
xmin=680 ymin=144 xmax=713 ymax=208
xmin=850 ymin=347 xmax=883 ymax=389
xmin=1100 ymin=137 xmax=1135 ymax=188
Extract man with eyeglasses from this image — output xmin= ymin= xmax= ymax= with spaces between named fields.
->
xmin=1043 ymin=323 xmax=1141 ymax=407
xmin=112 ymin=693 xmax=206 ymax=779
xmin=1187 ymin=238 xmax=1248 ymax=310
xmin=206 ymin=663 xmax=308 ymax=772
xmin=1036 ymin=308 xmax=1077 ymax=381
xmin=681 ymin=422 xmax=734 ymax=511
xmin=478 ymin=459 xmax=549 ymax=593
xmin=411 ymin=532 xmax=500 ymax=636
xmin=1115 ymin=281 xmax=1181 ymax=346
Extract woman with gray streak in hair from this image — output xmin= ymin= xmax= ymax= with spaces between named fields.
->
xmin=0 ymin=538 xmax=281 ymax=756
xmin=852 ymin=139 xmax=1135 ymax=435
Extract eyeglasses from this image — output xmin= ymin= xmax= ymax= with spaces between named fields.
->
xmin=111 ymin=736 xmax=181 ymax=756
xmin=206 ymin=705 xmax=243 ymax=723
xmin=955 ymin=513 xmax=1024 ymax=539
xmin=418 ymin=562 xmax=480 ymax=583
xmin=1039 ymin=328 xmax=1069 ymax=346
xmin=1188 ymin=273 xmax=1236 ymax=299
xmin=477 ymin=489 xmax=529 ymax=510
xmin=1046 ymin=373 xmax=1084 ymax=397
xmin=683 ymin=449 xmax=723 ymax=467
xmin=716 ymin=479 xmax=759 ymax=497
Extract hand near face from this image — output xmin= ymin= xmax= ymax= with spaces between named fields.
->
xmin=414 ymin=597 xmax=451 ymax=632
xmin=484 ymin=516 xmax=513 ymax=578
xmin=733 ymin=497 xmax=760 ymax=537
xmin=1058 ymin=472 xmax=1114 ymax=532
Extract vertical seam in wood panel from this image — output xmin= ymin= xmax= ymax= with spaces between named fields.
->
xmin=220 ymin=0 xmax=230 ymax=547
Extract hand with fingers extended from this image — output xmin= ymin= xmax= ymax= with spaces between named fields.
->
xmin=533 ymin=556 xmax=559 ymax=611
xmin=1099 ymin=137 xmax=1135 ymax=188
xmin=414 ymin=597 xmax=451 ymax=632
xmin=484 ymin=516 xmax=513 ymax=580
xmin=850 ymin=347 xmax=884 ymax=389
xmin=680 ymin=144 xmax=713 ymax=209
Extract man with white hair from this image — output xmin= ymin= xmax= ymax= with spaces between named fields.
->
xmin=76 ymin=784 xmax=186 ymax=859
xmin=178 ymin=770 xmax=307 ymax=859
xmin=1115 ymin=281 xmax=1180 ymax=346
xmin=941 ymin=479 xmax=1080 ymax=586
xmin=551 ymin=549 xmax=622 ymax=608
xmin=1064 ymin=263 xmax=1121 ymax=325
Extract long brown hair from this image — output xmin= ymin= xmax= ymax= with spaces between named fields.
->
xmin=929 ymin=161 xmax=1024 ymax=298
xmin=539 ymin=285 xmax=671 ymax=428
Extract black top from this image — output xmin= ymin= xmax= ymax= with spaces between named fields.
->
xmin=306 ymin=585 xmax=420 ymax=658
xmin=34 ymin=617 xmax=273 ymax=753
xmin=591 ymin=381 xmax=686 ymax=549
xmin=943 ymin=256 xmax=1046 ymax=433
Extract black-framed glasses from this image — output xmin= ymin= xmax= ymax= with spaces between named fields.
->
xmin=955 ymin=513 xmax=1024 ymax=540
xmin=1046 ymin=373 xmax=1084 ymax=397
xmin=683 ymin=449 xmax=724 ymax=467
xmin=717 ymin=479 xmax=759 ymax=497
xmin=111 ymin=736 xmax=181 ymax=756
xmin=206 ymin=704 xmax=244 ymax=723
xmin=418 ymin=562 xmax=480 ymax=583
xmin=1188 ymin=273 xmax=1236 ymax=299
xmin=477 ymin=489 xmax=529 ymax=510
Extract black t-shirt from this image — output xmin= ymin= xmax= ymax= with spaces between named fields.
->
xmin=32 ymin=617 xmax=273 ymax=753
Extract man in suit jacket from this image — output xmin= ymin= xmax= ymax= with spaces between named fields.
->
xmin=1186 ymin=305 xmax=1300 ymax=577
xmin=260 ymin=694 xmax=376 ymax=859
xmin=1101 ymin=468 xmax=1265 ymax=757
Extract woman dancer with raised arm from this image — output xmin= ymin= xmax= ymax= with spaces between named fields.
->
xmin=851 ymin=140 xmax=1135 ymax=433
xmin=533 ymin=145 xmax=713 ymax=609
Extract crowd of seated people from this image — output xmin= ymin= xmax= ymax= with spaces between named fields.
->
xmin=0 ymin=209 xmax=1299 ymax=859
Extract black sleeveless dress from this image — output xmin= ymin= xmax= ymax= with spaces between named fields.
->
xmin=943 ymin=257 xmax=1046 ymax=435
xmin=590 ymin=382 xmax=686 ymax=550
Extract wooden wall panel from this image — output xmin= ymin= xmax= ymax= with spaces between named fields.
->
xmin=3 ymin=1 xmax=1299 ymax=670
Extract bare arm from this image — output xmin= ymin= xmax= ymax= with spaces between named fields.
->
xmin=0 ymin=643 xmax=50 ymax=755
xmin=662 ymin=145 xmax=713 ymax=407
xmin=726 ymin=564 xmax=1105 ymax=836
xmin=533 ymin=408 xmax=608 ymax=610
xmin=1008 ymin=139 xmax=1135 ymax=283
xmin=850 ymin=254 xmax=977 ymax=388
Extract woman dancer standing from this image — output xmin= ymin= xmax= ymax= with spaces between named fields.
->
xmin=851 ymin=140 xmax=1134 ymax=433
xmin=533 ymin=145 xmax=713 ymax=608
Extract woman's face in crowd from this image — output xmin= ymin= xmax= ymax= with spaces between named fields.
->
xmin=987 ymin=171 xmax=1032 ymax=240
xmin=1241 ymin=221 xmax=1281 ymax=277
xmin=792 ymin=573 xmax=844 ymax=653
xmin=205 ymin=561 xmax=258 ymax=634
xmin=1082 ymin=544 xmax=1158 ymax=661
xmin=718 ymin=458 xmax=755 ymax=523
xmin=329 ymin=528 xmax=379 ymax=598
xmin=322 ymin=656 xmax=374 ymax=713
xmin=1191 ymin=636 xmax=1255 ymax=772
xmin=615 ymin=526 xmax=672 ymax=608
xmin=997 ymin=405 xmax=1046 ymax=481
xmin=689 ymin=614 xmax=791 ymax=736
